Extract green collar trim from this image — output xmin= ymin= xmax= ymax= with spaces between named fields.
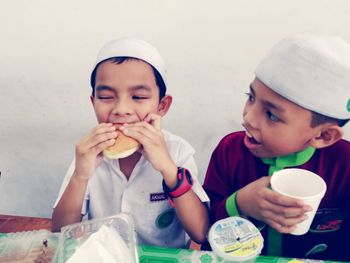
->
xmin=261 ymin=146 xmax=316 ymax=176
xmin=262 ymin=146 xmax=316 ymax=256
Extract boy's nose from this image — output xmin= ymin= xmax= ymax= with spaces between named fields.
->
xmin=243 ymin=106 xmax=259 ymax=130
xmin=111 ymin=100 xmax=132 ymax=115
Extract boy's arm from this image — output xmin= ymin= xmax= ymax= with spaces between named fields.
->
xmin=51 ymin=172 xmax=88 ymax=232
xmin=203 ymin=145 xmax=236 ymax=221
xmin=121 ymin=114 xmax=210 ymax=243
xmin=203 ymin=142 xmax=312 ymax=234
xmin=172 ymin=190 xmax=209 ymax=244
xmin=162 ymin=164 xmax=210 ymax=244
xmin=52 ymin=123 xmax=118 ymax=232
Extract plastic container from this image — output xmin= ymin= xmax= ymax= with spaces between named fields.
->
xmin=54 ymin=213 xmax=139 ymax=263
xmin=0 ymin=229 xmax=59 ymax=262
xmin=208 ymin=216 xmax=264 ymax=263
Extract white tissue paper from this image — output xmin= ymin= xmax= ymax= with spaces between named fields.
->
xmin=66 ymin=225 xmax=132 ymax=263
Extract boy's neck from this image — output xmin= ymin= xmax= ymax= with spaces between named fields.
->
xmin=261 ymin=146 xmax=315 ymax=175
xmin=119 ymin=152 xmax=142 ymax=179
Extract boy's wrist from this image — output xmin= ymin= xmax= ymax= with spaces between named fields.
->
xmin=226 ymin=191 xmax=241 ymax=217
xmin=159 ymin=162 xmax=178 ymax=188
xmin=226 ymin=191 xmax=266 ymax=230
xmin=72 ymin=170 xmax=90 ymax=182
xmin=162 ymin=167 xmax=193 ymax=207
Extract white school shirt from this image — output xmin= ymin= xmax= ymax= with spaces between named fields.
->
xmin=54 ymin=130 xmax=209 ymax=247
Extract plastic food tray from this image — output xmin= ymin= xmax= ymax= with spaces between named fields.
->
xmin=0 ymin=229 xmax=58 ymax=262
xmin=54 ymin=213 xmax=139 ymax=263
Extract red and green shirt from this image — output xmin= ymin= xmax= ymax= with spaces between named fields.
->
xmin=203 ymin=131 xmax=350 ymax=261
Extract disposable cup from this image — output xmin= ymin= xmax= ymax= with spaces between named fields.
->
xmin=208 ymin=216 xmax=264 ymax=262
xmin=270 ymin=168 xmax=327 ymax=235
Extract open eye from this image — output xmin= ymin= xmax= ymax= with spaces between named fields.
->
xmin=267 ymin=111 xmax=279 ymax=122
xmin=245 ymin=92 xmax=255 ymax=103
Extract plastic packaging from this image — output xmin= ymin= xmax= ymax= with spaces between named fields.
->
xmin=0 ymin=229 xmax=58 ymax=262
xmin=54 ymin=213 xmax=139 ymax=263
xmin=208 ymin=216 xmax=264 ymax=263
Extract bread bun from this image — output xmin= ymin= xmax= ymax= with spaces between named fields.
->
xmin=103 ymin=124 xmax=140 ymax=159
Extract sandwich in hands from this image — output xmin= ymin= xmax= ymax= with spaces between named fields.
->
xmin=103 ymin=124 xmax=140 ymax=159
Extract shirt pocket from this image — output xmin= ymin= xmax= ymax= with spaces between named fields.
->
xmin=146 ymin=198 xmax=175 ymax=232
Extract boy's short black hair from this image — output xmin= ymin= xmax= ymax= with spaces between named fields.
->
xmin=311 ymin=111 xmax=349 ymax=128
xmin=90 ymin=57 xmax=166 ymax=100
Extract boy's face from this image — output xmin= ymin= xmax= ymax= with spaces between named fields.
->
xmin=242 ymin=78 xmax=320 ymax=158
xmin=91 ymin=59 xmax=169 ymax=125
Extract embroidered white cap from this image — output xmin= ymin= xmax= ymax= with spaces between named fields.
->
xmin=255 ymin=35 xmax=350 ymax=119
xmin=91 ymin=37 xmax=166 ymax=88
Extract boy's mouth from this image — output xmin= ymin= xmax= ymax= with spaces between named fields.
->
xmin=244 ymin=131 xmax=262 ymax=150
xmin=110 ymin=119 xmax=139 ymax=125
xmin=246 ymin=131 xmax=259 ymax=143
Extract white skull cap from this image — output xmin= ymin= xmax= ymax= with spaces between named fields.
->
xmin=91 ymin=37 xmax=166 ymax=88
xmin=255 ymin=35 xmax=350 ymax=119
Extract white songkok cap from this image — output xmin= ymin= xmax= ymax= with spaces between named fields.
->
xmin=91 ymin=37 xmax=166 ymax=88
xmin=255 ymin=35 xmax=350 ymax=119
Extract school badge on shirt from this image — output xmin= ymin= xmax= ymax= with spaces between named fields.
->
xmin=156 ymin=208 xmax=175 ymax=229
xmin=149 ymin=192 xmax=175 ymax=229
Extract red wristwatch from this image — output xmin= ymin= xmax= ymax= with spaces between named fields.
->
xmin=162 ymin=167 xmax=193 ymax=207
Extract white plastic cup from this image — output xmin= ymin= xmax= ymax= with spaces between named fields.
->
xmin=208 ymin=216 xmax=264 ymax=262
xmin=270 ymin=168 xmax=327 ymax=235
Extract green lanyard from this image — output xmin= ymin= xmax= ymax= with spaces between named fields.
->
xmin=260 ymin=146 xmax=316 ymax=256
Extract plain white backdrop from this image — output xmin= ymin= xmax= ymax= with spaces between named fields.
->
xmin=1 ymin=0 xmax=349 ymax=218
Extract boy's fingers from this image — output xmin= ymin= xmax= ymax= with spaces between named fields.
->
xmin=262 ymin=203 xmax=309 ymax=226
xmin=93 ymin=138 xmax=116 ymax=153
xmin=278 ymin=207 xmax=310 ymax=218
xmin=95 ymin=124 xmax=117 ymax=135
xmin=256 ymin=176 xmax=271 ymax=187
xmin=143 ymin=113 xmax=162 ymax=130
xmin=123 ymin=121 xmax=161 ymax=140
xmin=264 ymin=210 xmax=308 ymax=233
xmin=268 ymin=220 xmax=296 ymax=234
xmin=88 ymin=131 xmax=118 ymax=148
xmin=92 ymin=122 xmax=115 ymax=133
xmin=79 ymin=130 xmax=118 ymax=154
xmin=123 ymin=126 xmax=159 ymax=146
xmin=275 ymin=210 xmax=308 ymax=224
xmin=265 ymin=194 xmax=312 ymax=220
xmin=266 ymin=190 xmax=309 ymax=208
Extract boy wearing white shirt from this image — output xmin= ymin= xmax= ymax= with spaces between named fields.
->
xmin=52 ymin=38 xmax=209 ymax=247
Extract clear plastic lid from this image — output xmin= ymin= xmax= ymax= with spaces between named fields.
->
xmin=208 ymin=216 xmax=264 ymax=262
xmin=54 ymin=213 xmax=139 ymax=263
xmin=0 ymin=229 xmax=58 ymax=262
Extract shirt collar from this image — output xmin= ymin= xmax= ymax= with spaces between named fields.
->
xmin=261 ymin=146 xmax=316 ymax=175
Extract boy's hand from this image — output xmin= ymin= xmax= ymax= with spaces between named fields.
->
xmin=236 ymin=176 xmax=312 ymax=233
xmin=74 ymin=123 xmax=117 ymax=180
xmin=120 ymin=113 xmax=175 ymax=174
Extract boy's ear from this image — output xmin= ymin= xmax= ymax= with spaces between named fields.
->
xmin=90 ymin=95 xmax=95 ymax=105
xmin=157 ymin=95 xmax=172 ymax=116
xmin=310 ymin=124 xmax=344 ymax=149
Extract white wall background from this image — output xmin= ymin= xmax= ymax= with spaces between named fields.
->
xmin=1 ymin=0 xmax=349 ymax=218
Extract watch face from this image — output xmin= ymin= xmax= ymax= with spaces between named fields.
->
xmin=161 ymin=167 xmax=194 ymax=202
xmin=183 ymin=168 xmax=193 ymax=185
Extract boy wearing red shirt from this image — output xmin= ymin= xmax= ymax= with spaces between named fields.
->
xmin=203 ymin=35 xmax=350 ymax=261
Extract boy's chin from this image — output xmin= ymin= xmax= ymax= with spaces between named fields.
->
xmin=248 ymin=148 xmax=276 ymax=159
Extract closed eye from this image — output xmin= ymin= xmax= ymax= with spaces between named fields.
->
xmin=97 ymin=96 xmax=114 ymax=100
xmin=133 ymin=95 xmax=149 ymax=100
